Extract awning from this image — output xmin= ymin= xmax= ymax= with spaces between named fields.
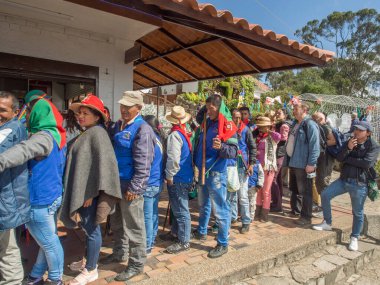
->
xmin=65 ymin=0 xmax=334 ymax=90
xmin=132 ymin=0 xmax=334 ymax=89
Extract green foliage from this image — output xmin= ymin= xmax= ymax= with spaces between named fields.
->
xmin=295 ymin=9 xmax=380 ymax=97
xmin=179 ymin=92 xmax=206 ymax=104
xmin=375 ymin=160 xmax=380 ymax=177
xmin=266 ymin=68 xmax=337 ymax=95
xmin=197 ymin=75 xmax=259 ymax=108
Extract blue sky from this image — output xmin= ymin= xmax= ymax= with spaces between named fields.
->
xmin=205 ymin=0 xmax=379 ymax=51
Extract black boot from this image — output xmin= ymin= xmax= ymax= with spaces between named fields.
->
xmin=253 ymin=206 xmax=262 ymax=221
xmin=260 ymin=208 xmax=269 ymax=222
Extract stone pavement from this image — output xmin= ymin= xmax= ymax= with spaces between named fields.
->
xmin=234 ymin=238 xmax=380 ymax=285
xmin=19 ymin=171 xmax=375 ymax=284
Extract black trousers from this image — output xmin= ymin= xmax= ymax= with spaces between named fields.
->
xmin=289 ymin=167 xmax=313 ymax=220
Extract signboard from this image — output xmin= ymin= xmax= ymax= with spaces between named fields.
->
xmin=161 ymin=84 xmax=177 ymax=95
xmin=182 ymin=82 xmax=198 ymax=93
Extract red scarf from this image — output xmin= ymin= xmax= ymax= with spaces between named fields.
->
xmin=237 ymin=122 xmax=246 ymax=135
xmin=171 ymin=124 xmax=192 ymax=151
xmin=256 ymin=132 xmax=269 ymax=145
xmin=243 ymin=118 xmax=250 ymax=125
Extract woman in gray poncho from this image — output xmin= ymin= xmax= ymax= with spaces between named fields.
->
xmin=60 ymin=94 xmax=121 ymax=284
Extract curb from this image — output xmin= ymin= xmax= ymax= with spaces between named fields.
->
xmin=133 ymin=216 xmax=353 ymax=285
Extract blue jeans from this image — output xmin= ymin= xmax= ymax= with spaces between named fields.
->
xmin=198 ymin=171 xmax=230 ymax=246
xmin=27 ymin=196 xmax=63 ymax=281
xmin=321 ymin=178 xmax=367 ymax=238
xmin=78 ymin=196 xmax=101 ymax=271
xmin=228 ymin=168 xmax=251 ymax=224
xmin=144 ymin=186 xmax=161 ymax=250
xmin=168 ymin=182 xmax=192 ymax=243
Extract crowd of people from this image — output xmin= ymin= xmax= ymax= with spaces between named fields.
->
xmin=0 ymin=89 xmax=379 ymax=285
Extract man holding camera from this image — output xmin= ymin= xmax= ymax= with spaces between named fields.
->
xmin=284 ymin=102 xmax=320 ymax=226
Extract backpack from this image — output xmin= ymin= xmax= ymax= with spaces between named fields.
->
xmin=326 ymin=128 xmax=349 ymax=158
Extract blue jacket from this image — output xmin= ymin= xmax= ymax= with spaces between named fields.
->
xmin=284 ymin=117 xmax=320 ymax=169
xmin=28 ymin=134 xmax=66 ymax=206
xmin=113 ymin=115 xmax=156 ymax=195
xmin=0 ymin=118 xmax=30 ymax=230
xmin=227 ymin=125 xmax=250 ymax=168
xmin=248 ymin=160 xmax=261 ymax=188
xmin=147 ymin=133 xmax=164 ymax=187
xmin=173 ymin=131 xmax=194 ymax=183
xmin=194 ymin=119 xmax=238 ymax=173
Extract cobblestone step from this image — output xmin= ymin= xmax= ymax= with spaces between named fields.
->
xmin=127 ymin=215 xmax=353 ymax=285
xmin=235 ymin=238 xmax=380 ymax=285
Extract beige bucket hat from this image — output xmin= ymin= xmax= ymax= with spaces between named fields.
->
xmin=118 ymin=91 xmax=144 ymax=107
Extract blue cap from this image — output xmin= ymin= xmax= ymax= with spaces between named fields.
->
xmin=354 ymin=121 xmax=373 ymax=132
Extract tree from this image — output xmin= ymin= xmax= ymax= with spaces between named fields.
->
xmin=295 ymin=9 xmax=380 ymax=97
xmin=198 ymin=75 xmax=259 ymax=110
xmin=266 ymin=68 xmax=336 ymax=95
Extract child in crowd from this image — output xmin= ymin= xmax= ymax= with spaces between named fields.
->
xmin=248 ymin=160 xmax=264 ymax=220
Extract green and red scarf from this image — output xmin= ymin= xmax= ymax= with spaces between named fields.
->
xmin=25 ymin=90 xmax=66 ymax=149
xmin=214 ymin=100 xmax=238 ymax=142
xmin=193 ymin=99 xmax=238 ymax=145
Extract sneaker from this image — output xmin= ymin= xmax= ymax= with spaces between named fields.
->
xmin=312 ymin=211 xmax=324 ymax=218
xmin=211 ymin=223 xmax=219 ymax=234
xmin=207 ymin=244 xmax=228 ymax=258
xmin=158 ymin=231 xmax=178 ymax=242
xmin=312 ymin=220 xmax=332 ymax=231
xmin=146 ymin=248 xmax=152 ymax=256
xmin=68 ymin=258 xmax=86 ymax=272
xmin=312 ymin=203 xmax=320 ymax=212
xmin=231 ymin=219 xmax=238 ymax=225
xmin=282 ymin=210 xmax=300 ymax=217
xmin=114 ymin=266 xmax=143 ymax=281
xmin=44 ymin=280 xmax=63 ymax=285
xmin=294 ymin=217 xmax=312 ymax=226
xmin=191 ymin=230 xmax=207 ymax=241
xmin=68 ymin=268 xmax=98 ymax=285
xmin=25 ymin=276 xmax=44 ymax=285
xmin=240 ymin=224 xmax=250 ymax=234
xmin=348 ymin=237 xmax=358 ymax=251
xmin=166 ymin=241 xmax=190 ymax=254
xmin=99 ymin=254 xmax=127 ymax=265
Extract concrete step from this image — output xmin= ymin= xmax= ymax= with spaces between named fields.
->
xmin=127 ymin=215 xmax=353 ymax=285
xmin=235 ymin=239 xmax=380 ymax=285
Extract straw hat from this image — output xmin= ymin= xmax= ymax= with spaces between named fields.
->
xmin=69 ymin=94 xmax=108 ymax=121
xmin=255 ymin=116 xmax=272 ymax=127
xmin=165 ymin=106 xmax=191 ymax=125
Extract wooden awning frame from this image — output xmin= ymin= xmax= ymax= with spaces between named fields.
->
xmin=65 ymin=0 xmax=334 ymax=90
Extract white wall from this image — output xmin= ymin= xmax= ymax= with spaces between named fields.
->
xmin=0 ymin=9 xmax=156 ymax=119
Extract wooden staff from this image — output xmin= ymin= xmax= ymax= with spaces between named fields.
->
xmin=201 ymin=112 xmax=207 ymax=185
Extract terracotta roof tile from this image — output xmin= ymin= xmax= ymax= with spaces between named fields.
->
xmin=145 ymin=0 xmax=334 ymax=61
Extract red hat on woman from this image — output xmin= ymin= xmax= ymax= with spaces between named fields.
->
xmin=69 ymin=94 xmax=108 ymax=121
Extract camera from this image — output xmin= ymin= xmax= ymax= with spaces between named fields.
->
xmin=307 ymin=172 xmax=316 ymax=179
